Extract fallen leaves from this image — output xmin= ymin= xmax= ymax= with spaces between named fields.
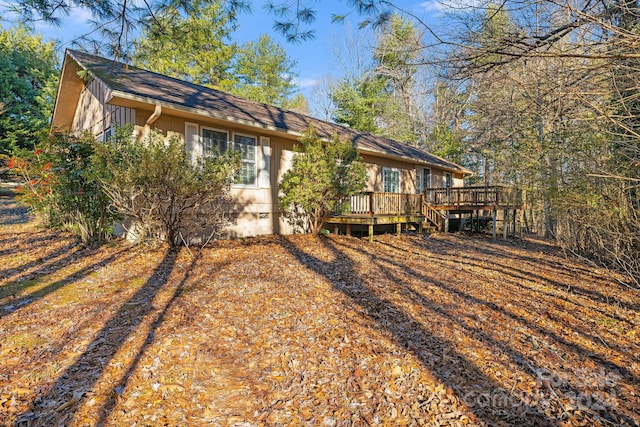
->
xmin=0 ymin=219 xmax=638 ymax=426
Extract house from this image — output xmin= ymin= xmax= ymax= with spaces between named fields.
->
xmin=52 ymin=49 xmax=481 ymax=239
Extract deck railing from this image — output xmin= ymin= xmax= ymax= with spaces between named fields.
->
xmin=423 ymin=186 xmax=522 ymax=207
xmin=342 ymin=192 xmax=423 ymax=216
xmin=336 ymin=186 xmax=522 ymax=217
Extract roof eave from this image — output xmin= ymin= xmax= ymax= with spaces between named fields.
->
xmin=110 ymin=90 xmax=306 ymax=138
xmin=357 ymin=145 xmax=473 ymax=175
xmin=109 ymin=91 xmax=473 ymax=176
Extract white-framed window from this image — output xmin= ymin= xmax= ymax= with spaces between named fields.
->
xmin=201 ymin=127 xmax=228 ymax=157
xmin=383 ymin=167 xmax=400 ymax=193
xmin=416 ymin=167 xmax=431 ymax=193
xmin=233 ymin=133 xmax=257 ymax=186
xmin=445 ymin=172 xmax=452 ymax=188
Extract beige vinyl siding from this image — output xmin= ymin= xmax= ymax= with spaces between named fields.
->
xmin=131 ymin=110 xmax=297 ymax=236
xmin=115 ymin=107 xmax=468 ymax=237
xmin=362 ymin=154 xmax=416 ymax=194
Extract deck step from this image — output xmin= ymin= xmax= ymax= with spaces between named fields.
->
xmin=421 ymin=223 xmax=438 ymax=233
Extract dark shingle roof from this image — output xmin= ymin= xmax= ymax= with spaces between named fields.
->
xmin=67 ymin=49 xmax=470 ymax=174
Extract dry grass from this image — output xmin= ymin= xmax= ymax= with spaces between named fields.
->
xmin=0 ymin=210 xmax=638 ymax=426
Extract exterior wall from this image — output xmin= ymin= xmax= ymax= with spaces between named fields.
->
xmin=430 ymin=169 xmax=464 ymax=188
xmin=362 ymin=154 xmax=464 ymax=194
xmin=70 ymin=90 xmax=467 ymax=238
xmin=71 ymin=78 xmax=136 ymax=137
xmin=362 ymin=154 xmax=416 ymax=194
xmin=133 ymin=111 xmax=298 ymax=237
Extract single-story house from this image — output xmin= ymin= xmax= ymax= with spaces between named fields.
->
xmin=52 ymin=49 xmax=473 ymax=238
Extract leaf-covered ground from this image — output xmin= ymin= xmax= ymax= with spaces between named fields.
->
xmin=1 ymin=203 xmax=639 ymax=426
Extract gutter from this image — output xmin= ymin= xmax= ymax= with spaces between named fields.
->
xmin=109 ymin=91 xmax=472 ymax=175
xmin=144 ymin=104 xmax=162 ymax=138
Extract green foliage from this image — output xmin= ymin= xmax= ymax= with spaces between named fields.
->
xmin=132 ymin=0 xmax=237 ymax=89
xmin=279 ymin=126 xmax=366 ymax=234
xmin=430 ymin=124 xmax=465 ymax=166
xmin=0 ymin=26 xmax=59 ymax=155
xmin=331 ymin=76 xmax=386 ymax=133
xmin=8 ymin=132 xmax=115 ymax=243
xmin=330 ymin=14 xmax=421 ymax=144
xmin=93 ymin=128 xmax=239 ymax=246
xmin=132 ymin=5 xmax=302 ymax=108
xmin=230 ymin=34 xmax=299 ymax=106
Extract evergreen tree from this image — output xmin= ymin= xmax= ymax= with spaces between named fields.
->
xmin=0 ymin=26 xmax=58 ymax=154
xmin=230 ymin=34 xmax=299 ymax=107
xmin=132 ymin=0 xmax=237 ymax=89
xmin=279 ymin=126 xmax=366 ymax=234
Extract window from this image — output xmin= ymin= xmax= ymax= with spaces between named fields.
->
xmin=416 ymin=167 xmax=431 ymax=193
xmin=97 ymin=127 xmax=113 ymax=142
xmin=383 ymin=167 xmax=400 ymax=193
xmin=202 ymin=128 xmax=228 ymax=157
xmin=423 ymin=168 xmax=432 ymax=190
xmin=445 ymin=172 xmax=452 ymax=188
xmin=233 ymin=133 xmax=257 ymax=186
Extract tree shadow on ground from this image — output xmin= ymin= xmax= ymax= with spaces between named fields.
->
xmin=92 ymin=252 xmax=232 ymax=427
xmin=375 ymin=238 xmax=639 ymax=364
xmin=0 ymin=240 xmax=80 ymax=285
xmin=0 ymin=232 xmax=62 ymax=259
xmin=438 ymin=235 xmax=637 ymax=309
xmin=279 ymin=236 xmax=558 ymax=426
xmin=0 ymin=194 xmax=30 ymax=225
xmin=14 ymin=248 xmax=185 ymax=427
xmin=0 ymin=247 xmax=128 ymax=320
xmin=340 ymin=237 xmax=638 ymax=411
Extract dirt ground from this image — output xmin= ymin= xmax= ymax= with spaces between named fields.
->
xmin=0 ymin=202 xmax=638 ymax=426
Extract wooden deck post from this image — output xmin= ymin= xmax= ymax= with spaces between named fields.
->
xmin=346 ymin=223 xmax=351 ymax=237
xmin=418 ymin=221 xmax=424 ymax=236
xmin=396 ymin=222 xmax=402 ymax=237
xmin=503 ymin=209 xmax=508 ymax=240
xmin=444 ymin=211 xmax=449 ymax=233
xmin=458 ymin=213 xmax=463 ymax=232
xmin=512 ymin=209 xmax=517 ymax=238
xmin=368 ymin=224 xmax=374 ymax=242
xmin=369 ymin=192 xmax=375 ymax=216
xmin=492 ymin=209 xmax=497 ymax=241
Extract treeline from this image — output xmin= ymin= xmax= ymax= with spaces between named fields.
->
xmin=311 ymin=4 xmax=640 ymax=287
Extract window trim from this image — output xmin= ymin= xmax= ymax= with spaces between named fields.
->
xmin=382 ymin=167 xmax=401 ymax=193
xmin=416 ymin=166 xmax=432 ymax=193
xmin=445 ymin=172 xmax=452 ymax=188
xmin=259 ymin=136 xmax=271 ymax=189
xmin=201 ymin=126 xmax=229 ymax=158
xmin=232 ymin=132 xmax=258 ymax=188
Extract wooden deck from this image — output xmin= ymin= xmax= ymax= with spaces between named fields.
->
xmin=423 ymin=186 xmax=523 ymax=211
xmin=325 ymin=186 xmax=523 ymax=241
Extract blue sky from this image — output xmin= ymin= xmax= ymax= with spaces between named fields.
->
xmin=2 ymin=1 xmax=439 ymax=109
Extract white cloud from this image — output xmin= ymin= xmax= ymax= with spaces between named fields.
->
xmin=419 ymin=0 xmax=488 ymax=13
xmin=295 ymin=77 xmax=319 ymax=89
xmin=69 ymin=6 xmax=93 ymax=25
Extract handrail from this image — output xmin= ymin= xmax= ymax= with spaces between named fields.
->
xmin=341 ymin=192 xmax=422 ymax=216
xmin=422 ymin=201 xmax=446 ymax=231
xmin=335 ymin=186 xmax=522 ymax=218
xmin=423 ymin=186 xmax=522 ymax=207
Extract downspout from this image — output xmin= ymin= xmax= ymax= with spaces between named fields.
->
xmin=144 ymin=104 xmax=162 ymax=138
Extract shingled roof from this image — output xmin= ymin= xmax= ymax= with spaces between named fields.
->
xmin=64 ymin=49 xmax=471 ymax=175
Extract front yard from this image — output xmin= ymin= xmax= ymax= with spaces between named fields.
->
xmin=0 ymin=209 xmax=638 ymax=426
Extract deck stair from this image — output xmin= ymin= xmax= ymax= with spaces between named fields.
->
xmin=422 ymin=201 xmax=446 ymax=231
